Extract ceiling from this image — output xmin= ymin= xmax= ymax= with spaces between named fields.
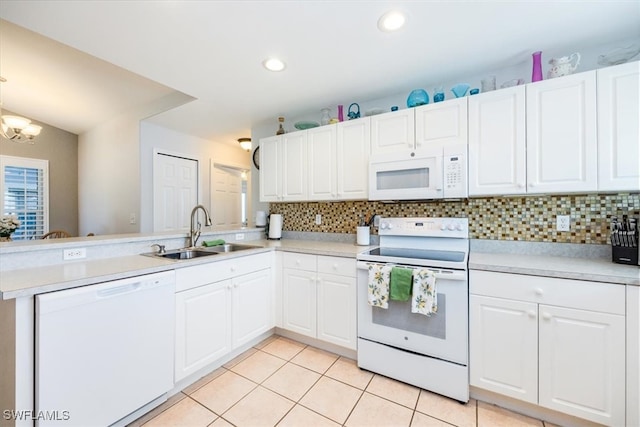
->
xmin=1 ymin=1 xmax=639 ymax=145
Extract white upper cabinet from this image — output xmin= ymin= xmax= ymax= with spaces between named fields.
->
xmin=468 ymin=86 xmax=526 ymax=196
xmin=281 ymin=132 xmax=308 ymax=200
xmin=259 ymin=135 xmax=281 ymax=202
xmin=370 ymin=109 xmax=415 ymax=154
xmin=307 ymin=118 xmax=370 ymax=201
xmin=597 ymin=61 xmax=640 ymax=192
xmin=337 ymin=117 xmax=370 ymax=200
xmin=260 ymin=132 xmax=308 ymax=202
xmin=415 ymin=98 xmax=468 ymax=149
xmin=526 ymin=71 xmax=598 ymax=193
xmin=307 ymin=125 xmax=337 ymax=200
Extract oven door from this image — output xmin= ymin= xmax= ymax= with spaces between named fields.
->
xmin=369 ymin=149 xmax=443 ymax=200
xmin=357 ymin=261 xmax=468 ymax=365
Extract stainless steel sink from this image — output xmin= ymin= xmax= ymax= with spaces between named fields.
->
xmin=147 ymin=248 xmax=220 ymax=260
xmin=205 ymin=243 xmax=262 ymax=253
xmin=143 ymin=243 xmax=261 ymax=260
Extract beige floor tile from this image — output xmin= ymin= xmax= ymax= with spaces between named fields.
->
xmin=299 ymin=376 xmax=363 ymax=424
xmin=366 ymin=374 xmax=420 ymax=409
xmin=253 ymin=334 xmax=279 ymax=350
xmin=209 ymin=417 xmax=234 ymax=427
xmin=477 ymin=401 xmax=543 ymax=427
xmin=410 ymin=411 xmax=455 ymax=427
xmin=129 ymin=393 xmax=186 ymax=426
xmin=142 ymin=397 xmax=216 ymax=427
xmin=262 ymin=362 xmax=321 ymax=401
xmin=182 ymin=367 xmax=227 ymax=395
xmin=223 ymin=386 xmax=294 ymax=427
xmin=261 ymin=336 xmax=306 ymax=360
xmin=190 ymin=370 xmax=256 ymax=415
xmin=222 ymin=347 xmax=257 ymax=369
xmin=415 ymin=390 xmax=476 ymax=427
xmin=345 ymin=392 xmax=414 ymax=427
xmin=290 ymin=346 xmax=339 ymax=374
xmin=325 ymin=357 xmax=373 ymax=390
xmin=277 ymin=405 xmax=341 ymax=427
xmin=230 ymin=349 xmax=287 ymax=383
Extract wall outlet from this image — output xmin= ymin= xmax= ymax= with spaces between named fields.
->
xmin=129 ymin=213 xmax=137 ymax=225
xmin=556 ymin=215 xmax=570 ymax=231
xmin=235 ymin=233 xmax=245 ymax=240
xmin=315 ymin=214 xmax=322 ymax=225
xmin=63 ymin=248 xmax=86 ymax=260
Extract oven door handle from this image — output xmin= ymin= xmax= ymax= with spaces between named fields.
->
xmin=356 ymin=261 xmax=467 ymax=281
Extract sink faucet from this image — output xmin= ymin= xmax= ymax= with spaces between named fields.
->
xmin=190 ymin=204 xmax=212 ymax=248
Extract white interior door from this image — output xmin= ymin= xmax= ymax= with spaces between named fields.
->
xmin=153 ymin=153 xmax=198 ymax=232
xmin=211 ymin=165 xmax=242 ymax=227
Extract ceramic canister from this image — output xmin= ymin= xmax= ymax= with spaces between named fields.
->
xmin=255 ymin=211 xmax=267 ymax=227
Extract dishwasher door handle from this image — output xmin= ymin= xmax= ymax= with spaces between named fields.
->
xmin=97 ymin=282 xmax=141 ymax=298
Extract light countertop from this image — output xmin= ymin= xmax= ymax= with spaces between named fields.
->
xmin=0 ymin=240 xmax=373 ymax=300
xmin=470 ymin=252 xmax=639 ymax=286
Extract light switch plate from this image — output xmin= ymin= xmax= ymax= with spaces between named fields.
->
xmin=315 ymin=214 xmax=322 ymax=225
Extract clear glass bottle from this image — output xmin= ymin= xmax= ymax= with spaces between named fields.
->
xmin=320 ymin=108 xmax=330 ymax=125
xmin=276 ymin=116 xmax=285 ymax=135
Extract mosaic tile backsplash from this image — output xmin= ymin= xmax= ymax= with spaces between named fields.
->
xmin=269 ymin=193 xmax=640 ymax=245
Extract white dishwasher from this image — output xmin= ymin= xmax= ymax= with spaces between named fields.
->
xmin=35 ymin=271 xmax=175 ymax=427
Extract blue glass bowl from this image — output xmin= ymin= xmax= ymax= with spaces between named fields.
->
xmin=407 ymin=89 xmax=429 ymax=108
xmin=451 ymin=84 xmax=470 ymax=98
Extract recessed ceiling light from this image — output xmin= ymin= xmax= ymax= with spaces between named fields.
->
xmin=263 ymin=58 xmax=286 ymax=72
xmin=378 ymin=10 xmax=406 ymax=32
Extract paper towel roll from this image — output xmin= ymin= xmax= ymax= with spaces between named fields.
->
xmin=268 ymin=214 xmax=282 ymax=239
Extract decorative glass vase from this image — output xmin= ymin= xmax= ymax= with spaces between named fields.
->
xmin=532 ymin=51 xmax=543 ymax=82
xmin=320 ymin=108 xmax=331 ymax=125
xmin=407 ymin=89 xmax=429 ymax=108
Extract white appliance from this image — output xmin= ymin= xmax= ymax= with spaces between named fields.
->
xmin=35 ymin=271 xmax=175 ymax=426
xmin=369 ymin=145 xmax=467 ymax=200
xmin=268 ymin=213 xmax=282 ymax=240
xmin=357 ymin=217 xmax=470 ymax=402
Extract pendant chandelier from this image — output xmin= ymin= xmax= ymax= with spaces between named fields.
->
xmin=0 ymin=77 xmax=42 ymax=143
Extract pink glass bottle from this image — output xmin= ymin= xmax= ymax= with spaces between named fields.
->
xmin=532 ymin=51 xmax=543 ymax=82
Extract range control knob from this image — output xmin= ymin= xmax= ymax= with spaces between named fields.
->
xmin=380 ymin=222 xmax=388 ymax=230
xmin=455 ymin=222 xmax=464 ymax=231
xmin=440 ymin=222 xmax=447 ymax=231
xmin=447 ymin=224 xmax=456 ymax=231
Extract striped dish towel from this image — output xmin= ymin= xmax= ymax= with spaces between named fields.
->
xmin=367 ymin=263 xmax=392 ymax=309
xmin=411 ymin=268 xmax=437 ymax=316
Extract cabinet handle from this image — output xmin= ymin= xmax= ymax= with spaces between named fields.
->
xmin=234 ymin=283 xmax=238 ymax=288
xmin=542 ymin=312 xmax=552 ymax=320
xmin=529 ymin=183 xmax=536 ymax=187
xmin=333 ymin=264 xmax=338 ymax=270
xmin=528 ymin=310 xmax=537 ymax=318
xmin=230 ymin=266 xmax=237 ymax=272
xmin=534 ymin=288 xmax=544 ymax=296
xmin=227 ymin=284 xmax=232 ymax=290
xmin=295 ymin=260 xmax=301 ymax=266
xmin=309 ymin=276 xmax=315 ymax=282
xmin=517 ymin=183 xmax=525 ymax=188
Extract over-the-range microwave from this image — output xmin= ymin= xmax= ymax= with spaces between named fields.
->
xmin=368 ymin=144 xmax=468 ymax=201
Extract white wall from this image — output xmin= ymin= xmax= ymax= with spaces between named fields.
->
xmin=78 ymin=92 xmax=194 ymax=236
xmin=139 ymin=122 xmax=251 ymax=233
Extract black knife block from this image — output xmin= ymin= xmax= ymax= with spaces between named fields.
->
xmin=612 ymin=245 xmax=639 ymax=265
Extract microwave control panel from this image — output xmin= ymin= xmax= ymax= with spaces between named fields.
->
xmin=443 ymin=154 xmax=467 ymax=198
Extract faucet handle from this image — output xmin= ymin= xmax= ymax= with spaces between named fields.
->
xmin=150 ymin=243 xmax=166 ymax=254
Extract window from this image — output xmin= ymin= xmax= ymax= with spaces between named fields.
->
xmin=0 ymin=155 xmax=49 ymax=240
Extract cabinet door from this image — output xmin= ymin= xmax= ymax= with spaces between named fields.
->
xmin=282 ymin=132 xmax=308 ymax=201
xmin=415 ymin=98 xmax=468 ymax=149
xmin=175 ymin=281 xmax=231 ymax=382
xmin=232 ymin=269 xmax=273 ymax=348
xmin=259 ymin=136 xmax=281 ymax=202
xmin=316 ymin=272 xmax=356 ymax=350
xmin=469 ymin=295 xmax=538 ymax=404
xmin=597 ymin=61 xmax=640 ymax=192
xmin=526 ymin=72 xmax=597 ymax=193
xmin=282 ymin=268 xmax=317 ymax=338
xmin=337 ymin=117 xmax=370 ymax=200
xmin=370 ymin=109 xmax=415 ymax=154
xmin=307 ymin=125 xmax=337 ymax=200
xmin=538 ymin=305 xmax=625 ymax=426
xmin=468 ymin=86 xmax=526 ymax=196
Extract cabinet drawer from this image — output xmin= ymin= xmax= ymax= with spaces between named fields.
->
xmin=317 ymin=255 xmax=356 ymax=277
xmin=470 ymin=270 xmax=625 ymax=315
xmin=283 ymin=252 xmax=317 ymax=271
xmin=176 ymin=253 xmax=272 ymax=292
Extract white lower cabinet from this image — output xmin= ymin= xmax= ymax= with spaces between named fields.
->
xmin=470 ymin=270 xmax=626 ymax=426
xmin=174 ymin=253 xmax=273 ymax=382
xmin=282 ymin=252 xmax=356 ymax=350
